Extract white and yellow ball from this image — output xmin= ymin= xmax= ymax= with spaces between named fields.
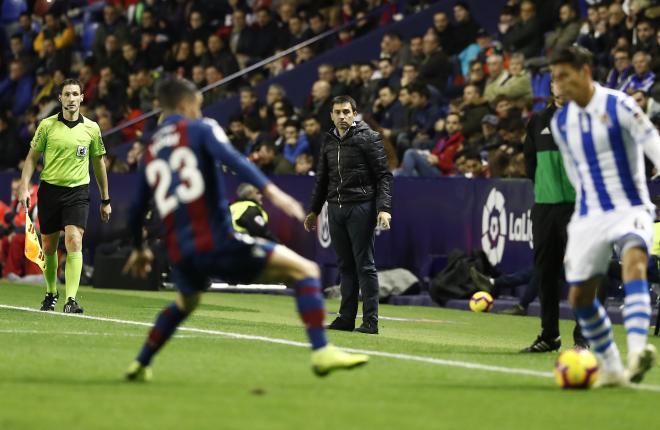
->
xmin=469 ymin=291 xmax=494 ymax=312
xmin=554 ymin=348 xmax=599 ymax=389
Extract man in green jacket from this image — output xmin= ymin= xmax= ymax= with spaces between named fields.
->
xmin=520 ymin=81 xmax=586 ymax=352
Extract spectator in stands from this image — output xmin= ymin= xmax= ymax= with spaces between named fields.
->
xmin=119 ymin=42 xmax=144 ymax=80
xmin=405 ymin=83 xmax=443 ymax=151
xmin=631 ymin=90 xmax=660 ymax=118
xmin=377 ymin=58 xmax=400 ymax=90
xmin=501 ymin=0 xmax=543 ymax=59
xmin=94 ymin=66 xmax=125 ymax=114
xmin=0 ymin=113 xmax=25 ymax=170
xmin=238 ymin=86 xmax=261 ymax=124
xmin=418 ymin=31 xmax=450 ymax=92
xmin=0 ymin=60 xmax=33 ymax=117
xmin=431 ymin=11 xmax=455 ymax=55
xmin=357 ymin=62 xmax=379 ymax=113
xmin=32 ymin=67 xmax=54 ymax=107
xmin=499 ymin=53 xmax=533 ymax=109
xmin=138 ymin=29 xmax=165 ymax=70
xmin=460 ymin=83 xmax=491 ymax=142
xmin=8 ymin=34 xmax=35 ymax=74
xmin=282 ymin=120 xmax=310 ymax=165
xmin=137 ymin=68 xmax=156 ymax=113
xmin=204 ymin=34 xmax=239 ymax=78
xmin=92 ymin=5 xmax=130 ymax=60
xmin=251 ymin=141 xmax=294 ymax=174
xmin=37 ymin=37 xmax=69 ymax=75
xmin=16 ymin=12 xmax=38 ymax=54
xmin=606 ymin=48 xmax=633 ymax=89
xmin=396 ymin=112 xmax=464 ymax=177
xmin=33 ymin=12 xmax=74 ymax=55
xmin=187 ymin=10 xmax=211 ymax=43
xmin=372 ymin=85 xmax=407 ymax=141
xmin=203 ymin=65 xmax=228 ymax=105
xmin=97 ymin=34 xmax=124 ymax=79
xmin=192 ymin=39 xmax=207 ymax=66
xmin=166 ymin=40 xmax=195 ymax=76
xmin=125 ymin=142 xmax=144 ymax=173
xmin=380 ymin=31 xmax=411 ymax=70
xmin=455 ymin=149 xmax=485 ymax=178
xmin=484 ymin=54 xmax=509 ymax=102
xmin=480 ymin=114 xmax=500 ymax=149
xmin=545 ymin=3 xmax=581 ymax=53
xmin=467 ymin=59 xmax=486 ymax=93
xmin=620 ymin=51 xmax=656 ymax=94
xmin=399 ymin=62 xmax=418 ymax=89
xmin=190 ymin=64 xmax=206 ymax=89
xmin=308 ymin=12 xmax=333 ymax=54
xmin=285 ymin=14 xmax=307 ymax=48
xmin=302 ymin=115 xmax=323 ymax=167
xmin=252 ymin=7 xmax=279 ymax=60
xmin=78 ymin=64 xmax=98 ymax=102
xmin=451 ymin=2 xmax=480 ymax=55
xmin=408 ymin=35 xmax=424 ymax=64
xmin=244 ymin=117 xmax=271 ymax=155
xmin=229 ymin=9 xmax=254 ymax=69
xmin=295 ymin=153 xmax=314 ymax=176
xmin=633 ymin=19 xmax=659 ymax=61
xmin=305 ymin=80 xmax=333 ymax=131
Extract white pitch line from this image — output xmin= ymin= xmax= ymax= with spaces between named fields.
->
xmin=0 ymin=329 xmax=202 ymax=339
xmin=2 ymin=304 xmax=660 ymax=392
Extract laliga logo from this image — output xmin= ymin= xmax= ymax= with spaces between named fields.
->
xmin=318 ymin=202 xmax=331 ymax=248
xmin=481 ymin=188 xmax=533 ymax=266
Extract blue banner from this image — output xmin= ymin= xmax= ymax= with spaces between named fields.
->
xmin=3 ymin=171 xmax=658 ymax=284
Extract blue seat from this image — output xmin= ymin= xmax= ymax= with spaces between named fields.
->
xmin=1 ymin=0 xmax=27 ymax=25
xmin=81 ymin=21 xmax=99 ymax=56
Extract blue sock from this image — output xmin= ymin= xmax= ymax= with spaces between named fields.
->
xmin=294 ymin=277 xmax=327 ymax=350
xmin=574 ymin=299 xmax=622 ymax=372
xmin=623 ymin=279 xmax=651 ymax=355
xmin=137 ymin=302 xmax=189 ymax=366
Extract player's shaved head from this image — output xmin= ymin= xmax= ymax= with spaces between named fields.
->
xmin=157 ymin=78 xmax=199 ymax=111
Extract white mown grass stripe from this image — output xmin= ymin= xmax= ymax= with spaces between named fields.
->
xmin=1 ymin=304 xmax=659 ymax=392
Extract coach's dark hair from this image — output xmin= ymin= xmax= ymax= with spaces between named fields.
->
xmin=157 ymin=78 xmax=198 ymax=110
xmin=549 ymin=46 xmax=593 ymax=70
xmin=59 ymin=78 xmax=83 ymax=94
xmin=331 ymin=95 xmax=358 ymax=112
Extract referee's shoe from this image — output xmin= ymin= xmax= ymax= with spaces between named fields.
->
xmin=63 ymin=298 xmax=84 ymax=314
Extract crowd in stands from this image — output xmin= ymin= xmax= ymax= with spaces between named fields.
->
xmin=1 ymin=0 xmax=660 ymax=180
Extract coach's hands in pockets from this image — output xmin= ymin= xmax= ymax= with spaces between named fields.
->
xmin=123 ymin=248 xmax=154 ymax=279
xmin=263 ymin=183 xmax=305 ymax=221
xmin=100 ymin=203 xmax=112 ymax=223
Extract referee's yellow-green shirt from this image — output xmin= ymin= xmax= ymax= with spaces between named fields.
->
xmin=30 ymin=112 xmax=106 ymax=187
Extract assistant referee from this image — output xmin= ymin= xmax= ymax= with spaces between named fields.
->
xmin=18 ymin=78 xmax=111 ymax=314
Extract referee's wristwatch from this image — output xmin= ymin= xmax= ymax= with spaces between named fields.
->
xmin=101 ymin=198 xmax=112 ymax=206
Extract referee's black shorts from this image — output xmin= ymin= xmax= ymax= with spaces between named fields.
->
xmin=37 ymin=181 xmax=90 ymax=234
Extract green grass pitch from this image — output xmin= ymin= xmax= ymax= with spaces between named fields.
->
xmin=1 ymin=281 xmax=659 ymax=430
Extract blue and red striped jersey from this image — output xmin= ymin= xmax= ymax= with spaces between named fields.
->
xmin=129 ymin=114 xmax=270 ymax=263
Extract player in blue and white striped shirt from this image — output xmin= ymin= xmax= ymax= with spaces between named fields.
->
xmin=549 ymin=46 xmax=659 ymax=387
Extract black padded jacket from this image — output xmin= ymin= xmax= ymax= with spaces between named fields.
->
xmin=309 ymin=121 xmax=393 ymax=214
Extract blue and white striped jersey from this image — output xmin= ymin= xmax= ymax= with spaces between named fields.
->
xmin=550 ymin=84 xmax=660 ymax=218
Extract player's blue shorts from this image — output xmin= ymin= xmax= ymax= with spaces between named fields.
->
xmin=171 ymin=233 xmax=276 ymax=295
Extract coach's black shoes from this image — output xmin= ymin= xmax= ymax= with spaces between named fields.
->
xmin=520 ymin=335 xmax=561 ymax=353
xmin=327 ymin=317 xmax=355 ymax=331
xmin=355 ymin=320 xmax=378 ymax=335
xmin=40 ymin=293 xmax=59 ymax=311
xmin=63 ymin=298 xmax=84 ymax=314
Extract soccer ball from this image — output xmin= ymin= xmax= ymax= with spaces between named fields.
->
xmin=554 ymin=348 xmax=599 ymax=389
xmin=469 ymin=291 xmax=493 ymax=312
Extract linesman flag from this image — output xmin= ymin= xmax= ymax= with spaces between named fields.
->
xmin=24 ymin=212 xmax=45 ymax=272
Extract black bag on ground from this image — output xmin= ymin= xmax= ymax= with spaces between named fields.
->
xmin=429 ymin=249 xmax=498 ymax=305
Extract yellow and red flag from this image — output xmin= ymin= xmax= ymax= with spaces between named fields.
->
xmin=24 ymin=212 xmax=45 ymax=272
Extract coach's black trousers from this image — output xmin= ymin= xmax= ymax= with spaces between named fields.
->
xmin=328 ymin=201 xmax=379 ymax=324
xmin=532 ymin=203 xmax=575 ymax=340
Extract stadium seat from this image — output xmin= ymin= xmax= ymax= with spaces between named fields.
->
xmin=1 ymin=0 xmax=27 ymax=25
xmin=81 ymin=21 xmax=99 ymax=56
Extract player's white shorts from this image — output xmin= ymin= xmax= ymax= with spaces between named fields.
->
xmin=564 ymin=207 xmax=654 ymax=283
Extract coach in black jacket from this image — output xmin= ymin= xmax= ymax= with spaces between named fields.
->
xmin=304 ymin=95 xmax=393 ymax=334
